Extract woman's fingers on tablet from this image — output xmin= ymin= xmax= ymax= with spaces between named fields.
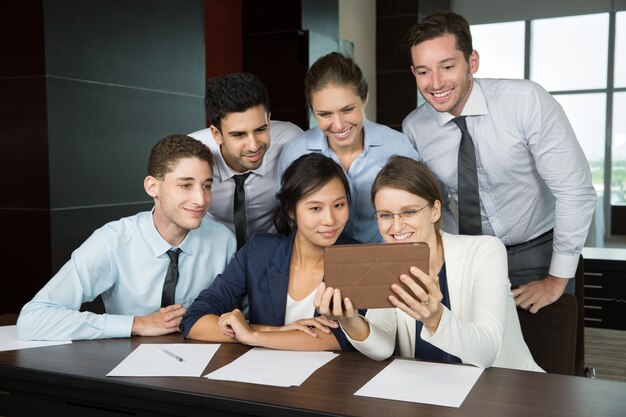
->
xmin=314 ymin=282 xmax=326 ymax=309
xmin=332 ymin=288 xmax=344 ymax=316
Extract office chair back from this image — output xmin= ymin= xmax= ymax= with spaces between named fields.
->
xmin=516 ymin=256 xmax=584 ymax=375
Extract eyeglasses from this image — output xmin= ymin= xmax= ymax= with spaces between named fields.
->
xmin=374 ymin=203 xmax=431 ymax=223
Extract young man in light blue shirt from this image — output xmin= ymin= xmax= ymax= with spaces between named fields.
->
xmin=17 ymin=134 xmax=236 ymax=340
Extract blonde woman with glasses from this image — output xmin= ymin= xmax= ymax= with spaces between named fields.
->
xmin=315 ymin=156 xmax=543 ymax=371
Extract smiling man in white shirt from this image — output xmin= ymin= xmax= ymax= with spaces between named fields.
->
xmin=401 ymin=12 xmax=596 ymax=313
xmin=189 ymin=73 xmax=302 ymax=250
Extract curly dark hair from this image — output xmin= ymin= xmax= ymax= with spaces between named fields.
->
xmin=147 ymin=134 xmax=213 ymax=180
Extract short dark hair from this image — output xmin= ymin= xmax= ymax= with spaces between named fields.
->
xmin=371 ymin=156 xmax=444 ymax=235
xmin=402 ymin=11 xmax=473 ymax=62
xmin=274 ymin=153 xmax=351 ymax=234
xmin=304 ymin=52 xmax=368 ymax=109
xmin=147 ymin=134 xmax=213 ymax=180
xmin=204 ymin=72 xmax=270 ymax=131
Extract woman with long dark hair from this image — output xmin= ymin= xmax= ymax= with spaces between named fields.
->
xmin=181 ymin=153 xmax=356 ymax=351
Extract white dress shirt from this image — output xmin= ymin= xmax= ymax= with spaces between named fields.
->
xmin=190 ymin=120 xmax=303 ymax=235
xmin=402 ymin=79 xmax=596 ymax=279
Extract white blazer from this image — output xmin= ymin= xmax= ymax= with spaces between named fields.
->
xmin=346 ymin=232 xmax=543 ymax=372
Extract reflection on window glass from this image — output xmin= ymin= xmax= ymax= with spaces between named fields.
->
xmin=615 ymin=12 xmax=626 ymax=88
xmin=531 ymin=14 xmax=608 ymax=91
xmin=612 ymin=93 xmax=626 ymax=205
xmin=470 ymin=21 xmax=525 ymax=79
xmin=552 ymin=93 xmax=606 ymax=194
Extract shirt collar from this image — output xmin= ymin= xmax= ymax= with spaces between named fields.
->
xmin=143 ymin=208 xmax=198 ymax=257
xmin=214 ymin=148 xmax=265 ymax=182
xmin=362 ymin=119 xmax=384 ymax=148
xmin=435 ymin=79 xmax=488 ymax=127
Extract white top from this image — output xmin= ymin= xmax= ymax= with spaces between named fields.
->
xmin=284 ymin=290 xmax=316 ymax=325
xmin=190 ymin=120 xmax=303 ymax=235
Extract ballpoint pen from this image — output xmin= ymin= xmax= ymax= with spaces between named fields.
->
xmin=158 ymin=347 xmax=185 ymax=362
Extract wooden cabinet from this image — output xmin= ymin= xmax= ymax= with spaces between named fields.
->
xmin=582 ymin=248 xmax=626 ymax=330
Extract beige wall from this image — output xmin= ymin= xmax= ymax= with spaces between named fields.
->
xmin=339 ymin=0 xmax=376 ymax=121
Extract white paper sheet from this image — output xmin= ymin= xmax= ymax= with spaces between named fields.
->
xmin=107 ymin=343 xmax=220 ymax=377
xmin=206 ymin=347 xmax=338 ymax=387
xmin=0 ymin=325 xmax=72 ymax=352
xmin=355 ymin=359 xmax=484 ymax=408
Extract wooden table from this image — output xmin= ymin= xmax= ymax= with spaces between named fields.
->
xmin=1 ymin=334 xmax=624 ymax=417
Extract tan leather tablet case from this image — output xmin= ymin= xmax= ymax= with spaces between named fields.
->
xmin=323 ymin=242 xmax=430 ymax=309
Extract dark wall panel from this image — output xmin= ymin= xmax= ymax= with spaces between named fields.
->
xmin=243 ymin=0 xmax=308 ymax=129
xmin=0 ymin=1 xmax=45 ymax=77
xmin=0 ymin=209 xmax=51 ymax=314
xmin=376 ymin=4 xmax=417 ymax=131
xmin=243 ymin=31 xmax=309 ymax=129
xmin=0 ymin=77 xmax=49 ymax=208
xmin=43 ymin=0 xmax=207 ymax=290
xmin=204 ymin=0 xmax=243 ymax=80
xmin=377 ymin=71 xmax=418 ymax=131
xmin=242 ymin=0 xmax=301 ymax=33
xmin=376 ymin=0 xmax=450 ymax=131
xmin=43 ymin=0 xmax=205 ymax=95
xmin=0 ymin=2 xmax=51 ymax=315
xmin=50 ymin=203 xmax=152 ymax=274
xmin=45 ymin=78 xmax=204 ymax=208
xmin=0 ymin=0 xmax=207 ymax=315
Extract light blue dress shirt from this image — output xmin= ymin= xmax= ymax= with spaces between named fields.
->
xmin=278 ymin=119 xmax=419 ymax=243
xmin=402 ymin=78 xmax=596 ymax=279
xmin=17 ymin=210 xmax=236 ymax=341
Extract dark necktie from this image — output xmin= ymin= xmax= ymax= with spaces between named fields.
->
xmin=161 ymin=248 xmax=180 ymax=307
xmin=233 ymin=172 xmax=251 ymax=250
xmin=453 ymin=116 xmax=482 ymax=235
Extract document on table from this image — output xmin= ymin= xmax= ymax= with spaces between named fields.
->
xmin=107 ymin=343 xmax=220 ymax=377
xmin=206 ymin=347 xmax=338 ymax=387
xmin=0 ymin=325 xmax=72 ymax=352
xmin=355 ymin=359 xmax=484 ymax=408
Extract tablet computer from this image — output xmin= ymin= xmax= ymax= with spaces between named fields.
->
xmin=323 ymin=242 xmax=430 ymax=309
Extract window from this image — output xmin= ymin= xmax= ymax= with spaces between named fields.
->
xmin=471 ymin=21 xmax=525 ymax=79
xmin=529 ymin=13 xmax=609 ymax=196
xmin=612 ymin=92 xmax=626 ymax=204
xmin=615 ymin=12 xmax=626 ymax=88
xmin=531 ymin=14 xmax=608 ymax=91
xmin=612 ymin=12 xmax=626 ymax=205
xmin=471 ymin=10 xmax=625 ymax=239
xmin=553 ymin=94 xmax=606 ymax=193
